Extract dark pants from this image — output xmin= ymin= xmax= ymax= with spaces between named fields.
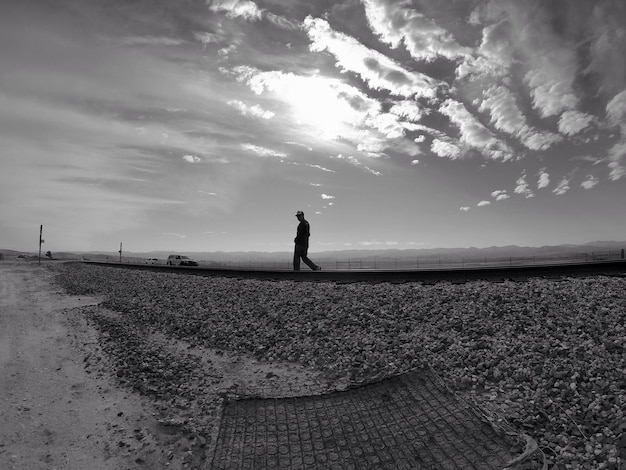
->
xmin=293 ymin=244 xmax=318 ymax=271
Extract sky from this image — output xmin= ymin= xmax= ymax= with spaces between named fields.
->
xmin=1 ymin=0 xmax=625 ymax=253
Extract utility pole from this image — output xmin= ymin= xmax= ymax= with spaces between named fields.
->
xmin=38 ymin=225 xmax=44 ymax=265
xmin=119 ymin=242 xmax=122 ymax=263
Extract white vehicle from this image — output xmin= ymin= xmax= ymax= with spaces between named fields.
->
xmin=166 ymin=255 xmax=198 ymax=266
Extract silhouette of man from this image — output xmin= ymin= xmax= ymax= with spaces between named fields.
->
xmin=293 ymin=211 xmax=321 ymax=271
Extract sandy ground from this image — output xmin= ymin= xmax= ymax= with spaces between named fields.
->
xmin=0 ymin=261 xmax=335 ymax=470
xmin=0 ymin=261 xmax=166 ymax=469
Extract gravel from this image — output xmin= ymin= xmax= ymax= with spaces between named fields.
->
xmin=54 ymin=263 xmax=626 ymax=469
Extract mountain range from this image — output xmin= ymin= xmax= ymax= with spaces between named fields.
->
xmin=3 ymin=241 xmax=625 ymax=264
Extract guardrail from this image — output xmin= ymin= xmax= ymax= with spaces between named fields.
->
xmin=144 ymin=249 xmax=626 ymax=271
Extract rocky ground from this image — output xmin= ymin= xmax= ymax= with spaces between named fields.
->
xmin=0 ymin=262 xmax=334 ymax=470
xmin=2 ymin=260 xmax=626 ymax=469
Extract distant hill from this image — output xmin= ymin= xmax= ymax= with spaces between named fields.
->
xmin=4 ymin=241 xmax=622 ymax=264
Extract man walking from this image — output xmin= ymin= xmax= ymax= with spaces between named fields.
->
xmin=293 ymin=210 xmax=321 ymax=271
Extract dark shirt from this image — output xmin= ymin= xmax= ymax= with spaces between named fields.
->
xmin=295 ymin=220 xmax=310 ymax=247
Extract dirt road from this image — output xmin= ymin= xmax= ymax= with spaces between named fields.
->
xmin=0 ymin=262 xmax=167 ymax=470
xmin=0 ymin=261 xmax=335 ymax=470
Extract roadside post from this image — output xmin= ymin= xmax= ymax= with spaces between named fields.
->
xmin=38 ymin=225 xmax=45 ymax=266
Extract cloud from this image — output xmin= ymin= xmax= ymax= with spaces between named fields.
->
xmin=431 ymin=139 xmax=461 ymax=160
xmin=479 ymin=85 xmax=562 ymax=151
xmin=585 ymin=3 xmax=626 ymax=97
xmin=553 ymin=177 xmax=571 ymax=195
xmin=285 ymin=142 xmax=313 ymax=151
xmin=514 ymin=172 xmax=535 ymax=198
xmin=607 ymin=139 xmax=626 ymax=181
xmin=304 ymin=17 xmax=441 ymax=99
xmin=235 ymin=66 xmax=400 ymax=150
xmin=366 ymin=113 xmax=419 ymax=140
xmin=490 ymin=189 xmax=509 ymax=201
xmin=390 ymin=101 xmax=423 ymax=122
xmin=182 ymin=154 xmax=201 ymax=163
xmin=477 ymin=200 xmax=491 ymax=207
xmin=241 ymin=143 xmax=287 ymax=158
xmin=363 ymin=167 xmax=382 ymax=176
xmin=410 ymin=159 xmax=419 ymax=165
xmin=321 ymin=194 xmax=335 ymax=199
xmin=581 ymin=175 xmax=599 ymax=189
xmin=112 ymin=36 xmax=186 ymax=46
xmin=464 ymin=1 xmax=599 ymax=143
xmin=558 ymin=110 xmax=594 ymax=136
xmin=265 ymin=12 xmax=300 ymax=30
xmin=607 ymin=90 xmax=626 ymax=124
xmin=330 ymin=154 xmax=382 ymax=176
xmin=606 ymin=90 xmax=626 ymax=180
xmin=537 ymin=169 xmax=550 ymax=189
xmin=525 ymin=67 xmax=578 ymax=119
xmin=414 ymin=135 xmax=426 ymax=143
xmin=207 ymin=0 xmax=263 ymax=21
xmin=306 ymin=163 xmax=335 ymax=173
xmin=227 ymin=100 xmax=275 ymax=119
xmin=362 ymin=0 xmax=471 ymax=62
xmin=459 ymin=206 xmax=471 ymax=212
xmin=458 ymin=19 xmax=513 ymax=79
xmin=194 ymin=31 xmax=222 ymax=46
xmin=439 ymin=99 xmax=512 ymax=161
xmin=163 ymin=232 xmax=188 ymax=238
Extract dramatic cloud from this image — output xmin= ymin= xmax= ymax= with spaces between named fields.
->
xmin=479 ymin=85 xmax=562 ymax=151
xmin=390 ymin=101 xmax=423 ymax=122
xmin=362 ymin=0 xmax=471 ymax=62
xmin=558 ymin=110 xmax=594 ymax=136
xmin=234 ymin=66 xmax=406 ymax=152
xmin=304 ymin=17 xmax=440 ymax=99
xmin=431 ymin=139 xmax=461 ymax=160
xmin=440 ymin=99 xmax=512 ymax=161
xmin=2 ymin=0 xmax=625 ymax=253
xmin=207 ymin=0 xmax=263 ymax=21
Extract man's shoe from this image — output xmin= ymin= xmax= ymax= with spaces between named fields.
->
xmin=315 ymin=266 xmax=322 ymax=271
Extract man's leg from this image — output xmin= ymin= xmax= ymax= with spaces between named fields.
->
xmin=302 ymin=256 xmax=319 ymax=270
xmin=300 ymin=247 xmax=319 ymax=270
xmin=293 ymin=246 xmax=301 ymax=271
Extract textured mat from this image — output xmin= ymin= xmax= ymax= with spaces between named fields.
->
xmin=209 ymin=368 xmax=534 ymax=469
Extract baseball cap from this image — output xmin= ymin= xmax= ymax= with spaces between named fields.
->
xmin=295 ymin=210 xmax=304 ymax=216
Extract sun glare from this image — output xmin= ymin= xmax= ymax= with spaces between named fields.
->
xmin=279 ymin=75 xmax=379 ymax=140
